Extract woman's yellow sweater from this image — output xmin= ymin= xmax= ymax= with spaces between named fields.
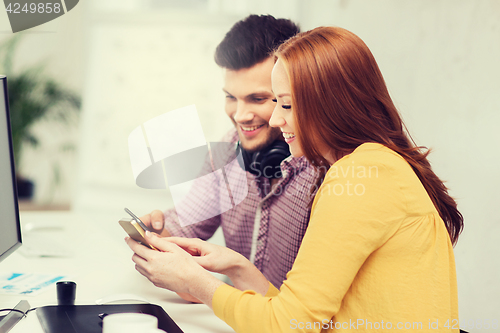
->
xmin=213 ymin=143 xmax=459 ymax=332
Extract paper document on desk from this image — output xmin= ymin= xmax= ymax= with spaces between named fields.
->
xmin=0 ymin=272 xmax=67 ymax=296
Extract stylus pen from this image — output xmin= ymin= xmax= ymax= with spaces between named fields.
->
xmin=124 ymin=208 xmax=151 ymax=232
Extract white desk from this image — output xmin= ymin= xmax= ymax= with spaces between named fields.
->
xmin=0 ymin=211 xmax=234 ymax=333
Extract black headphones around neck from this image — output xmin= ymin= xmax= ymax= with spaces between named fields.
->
xmin=236 ymin=140 xmax=291 ymax=179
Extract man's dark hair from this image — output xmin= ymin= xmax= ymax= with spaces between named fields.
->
xmin=214 ymin=14 xmax=300 ymax=70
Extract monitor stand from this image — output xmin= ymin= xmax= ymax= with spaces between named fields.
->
xmin=0 ymin=300 xmax=30 ymax=333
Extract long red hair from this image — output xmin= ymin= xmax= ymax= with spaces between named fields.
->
xmin=276 ymin=27 xmax=463 ymax=245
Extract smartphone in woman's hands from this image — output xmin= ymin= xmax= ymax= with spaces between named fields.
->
xmin=119 ymin=208 xmax=158 ymax=250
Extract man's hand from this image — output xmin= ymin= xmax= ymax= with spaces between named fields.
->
xmin=140 ymin=210 xmax=171 ymax=237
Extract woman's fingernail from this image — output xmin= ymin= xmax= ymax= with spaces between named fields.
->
xmin=153 ymin=221 xmax=162 ymax=229
xmin=145 ymin=230 xmax=151 ymax=237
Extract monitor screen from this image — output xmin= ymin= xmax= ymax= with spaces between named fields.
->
xmin=0 ymin=75 xmax=22 ymax=262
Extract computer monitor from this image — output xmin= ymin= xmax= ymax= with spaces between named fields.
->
xmin=0 ymin=75 xmax=22 ymax=263
xmin=0 ymin=75 xmax=28 ymax=332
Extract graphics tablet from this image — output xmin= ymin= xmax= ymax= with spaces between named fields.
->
xmin=36 ymin=303 xmax=184 ymax=333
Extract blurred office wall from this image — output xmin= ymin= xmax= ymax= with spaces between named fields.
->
xmin=1 ymin=0 xmax=499 ymax=325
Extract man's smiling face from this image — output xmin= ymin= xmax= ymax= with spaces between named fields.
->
xmin=223 ymin=57 xmax=282 ymax=152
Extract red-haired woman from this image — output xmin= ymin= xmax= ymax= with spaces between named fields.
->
xmin=127 ymin=27 xmax=463 ymax=332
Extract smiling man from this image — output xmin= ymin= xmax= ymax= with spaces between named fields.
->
xmin=140 ymin=15 xmax=317 ymax=295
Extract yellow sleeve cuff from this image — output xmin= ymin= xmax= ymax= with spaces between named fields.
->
xmin=212 ymin=284 xmax=237 ymax=320
xmin=212 ymin=282 xmax=279 ymax=323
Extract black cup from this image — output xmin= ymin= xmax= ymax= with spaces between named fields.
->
xmin=57 ymin=281 xmax=76 ymax=306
